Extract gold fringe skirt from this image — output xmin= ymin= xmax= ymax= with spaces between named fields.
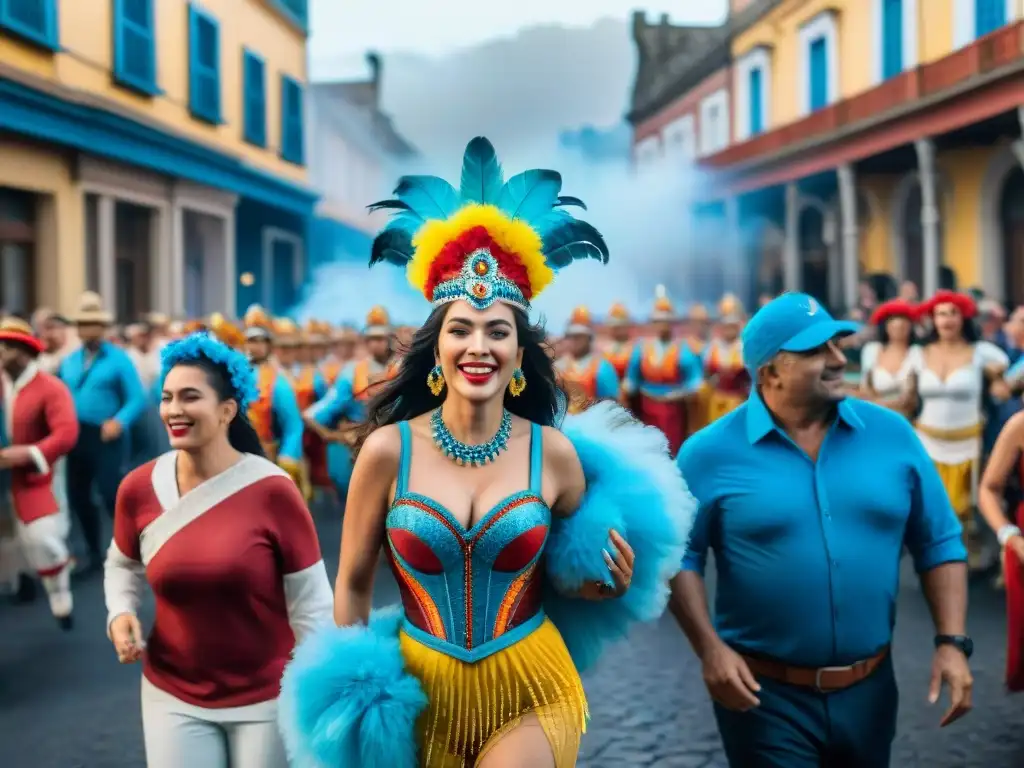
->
xmin=933 ymin=458 xmax=976 ymax=522
xmin=398 ymin=617 xmax=588 ymax=768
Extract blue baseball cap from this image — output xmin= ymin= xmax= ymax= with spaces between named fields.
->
xmin=741 ymin=293 xmax=860 ymax=370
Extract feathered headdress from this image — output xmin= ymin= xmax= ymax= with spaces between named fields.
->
xmin=368 ymin=137 xmax=609 ymax=312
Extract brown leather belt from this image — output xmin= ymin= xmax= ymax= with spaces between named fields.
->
xmin=741 ymin=647 xmax=889 ymax=693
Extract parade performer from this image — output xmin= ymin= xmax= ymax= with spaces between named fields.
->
xmin=602 ymin=302 xmax=634 ymax=383
xmin=621 ymin=287 xmax=703 ymax=455
xmin=302 ymin=306 xmax=400 ymax=498
xmin=103 ymin=333 xmax=333 ymax=768
xmin=0 ymin=318 xmax=79 ymax=628
xmin=319 ymin=325 xmax=356 ymax=387
xmin=913 ymin=291 xmax=1009 ymax=544
xmin=859 ymin=298 xmax=919 ymax=417
xmin=555 ymin=305 xmax=620 ymax=413
xmin=241 ymin=305 xmax=307 ymax=496
xmin=287 ymin=322 xmax=330 ymax=491
xmin=684 ymin=302 xmax=712 ymax=434
xmin=277 ymin=136 xmax=693 ymax=768
xmin=703 ymin=294 xmax=750 ymax=424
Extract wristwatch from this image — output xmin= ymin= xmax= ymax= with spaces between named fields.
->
xmin=934 ymin=634 xmax=974 ymax=659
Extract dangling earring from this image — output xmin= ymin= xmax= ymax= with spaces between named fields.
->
xmin=508 ymin=367 xmax=526 ymax=397
xmin=426 ymin=364 xmax=445 ymax=396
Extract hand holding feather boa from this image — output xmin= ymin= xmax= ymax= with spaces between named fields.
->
xmin=277 ymin=401 xmax=695 ymax=767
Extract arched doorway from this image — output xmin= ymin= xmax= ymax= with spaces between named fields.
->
xmin=799 ymin=207 xmax=829 ymax=304
xmin=1001 ymin=168 xmax=1024 ymax=309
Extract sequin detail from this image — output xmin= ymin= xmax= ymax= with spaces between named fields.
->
xmin=431 ymin=407 xmax=512 ymax=467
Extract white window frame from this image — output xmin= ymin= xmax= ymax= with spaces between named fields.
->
xmin=633 ymin=135 xmax=661 ymax=169
xmin=953 ymin=0 xmax=1018 ymax=48
xmin=798 ymin=11 xmax=839 ymax=116
xmin=735 ymin=46 xmax=772 ymax=142
xmin=261 ymin=227 xmax=305 ymax=310
xmin=661 ymin=114 xmax=696 ymax=163
xmin=698 ymin=88 xmax=730 ymax=157
xmin=872 ymin=0 xmax=919 ymax=84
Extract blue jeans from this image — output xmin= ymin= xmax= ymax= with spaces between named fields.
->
xmin=714 ymin=653 xmax=898 ymax=767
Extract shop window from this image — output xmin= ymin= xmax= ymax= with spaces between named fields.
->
xmin=281 ymin=75 xmax=304 ymax=165
xmin=242 ymin=49 xmax=266 ymax=147
xmin=188 ymin=2 xmax=221 ymax=124
xmin=113 ymin=0 xmax=158 ymax=95
xmin=0 ymin=0 xmax=59 ymax=50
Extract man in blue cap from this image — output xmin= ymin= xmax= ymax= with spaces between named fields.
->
xmin=668 ymin=293 xmax=973 ymax=766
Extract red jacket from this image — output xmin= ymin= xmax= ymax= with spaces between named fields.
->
xmin=3 ymin=364 xmax=79 ymax=524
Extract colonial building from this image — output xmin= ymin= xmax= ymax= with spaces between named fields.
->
xmin=305 ymin=52 xmax=416 ymax=288
xmin=694 ymin=0 xmax=1024 ymax=310
xmin=0 ymin=0 xmax=317 ymax=320
xmin=626 ymin=10 xmax=735 ymax=301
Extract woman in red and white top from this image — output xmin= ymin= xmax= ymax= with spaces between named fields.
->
xmin=103 ymin=332 xmax=333 ymax=768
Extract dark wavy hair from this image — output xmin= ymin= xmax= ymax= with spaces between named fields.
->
xmin=355 ymin=304 xmax=562 ymax=457
xmin=921 ymin=315 xmax=981 ymax=344
xmin=172 ymin=357 xmax=266 ymax=457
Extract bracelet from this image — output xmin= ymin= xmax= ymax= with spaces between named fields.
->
xmin=997 ymin=524 xmax=1022 ymax=547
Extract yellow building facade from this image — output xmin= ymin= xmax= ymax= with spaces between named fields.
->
xmin=0 ymin=0 xmax=317 ymax=319
xmin=702 ymin=0 xmax=1024 ymax=309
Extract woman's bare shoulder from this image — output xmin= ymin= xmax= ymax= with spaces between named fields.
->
xmin=358 ymin=424 xmax=402 ymax=469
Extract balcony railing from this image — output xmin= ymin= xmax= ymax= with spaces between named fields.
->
xmin=703 ymin=21 xmax=1024 ymax=169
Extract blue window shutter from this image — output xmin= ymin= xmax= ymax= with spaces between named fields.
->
xmin=976 ymin=0 xmax=1007 ymax=37
xmin=188 ymin=4 xmax=221 ymax=124
xmin=242 ymin=50 xmax=266 ymax=147
xmin=749 ymin=67 xmax=763 ymax=135
xmin=0 ymin=0 xmax=60 ymax=50
xmin=882 ymin=0 xmax=903 ymax=79
xmin=809 ymin=37 xmax=828 ymax=111
xmin=280 ymin=76 xmax=304 ymax=165
xmin=113 ymin=0 xmax=157 ymax=95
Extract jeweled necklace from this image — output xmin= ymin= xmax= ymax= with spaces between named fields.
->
xmin=431 ymin=407 xmax=512 ymax=467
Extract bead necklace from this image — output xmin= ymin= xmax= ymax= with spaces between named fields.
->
xmin=430 ymin=407 xmax=512 ymax=467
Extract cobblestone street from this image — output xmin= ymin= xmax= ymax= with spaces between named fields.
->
xmin=1 ymin=509 xmax=1021 ymax=768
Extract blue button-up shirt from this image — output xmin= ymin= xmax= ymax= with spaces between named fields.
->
xmin=59 ymin=342 xmax=147 ymax=428
xmin=678 ymin=392 xmax=966 ymax=667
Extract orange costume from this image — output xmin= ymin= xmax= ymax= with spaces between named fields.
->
xmin=602 ymin=302 xmax=634 ymax=382
xmin=704 ymin=295 xmax=750 ymax=423
xmin=556 ymin=306 xmax=621 ymax=414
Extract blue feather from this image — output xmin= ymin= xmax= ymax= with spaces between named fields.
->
xmin=495 ymin=169 xmax=562 ymax=223
xmin=532 ymin=209 xmax=573 ymax=237
xmin=393 ymin=175 xmax=461 ymax=220
xmin=369 ymin=229 xmax=414 ymax=267
xmin=459 ymin=137 xmax=504 ymax=204
xmin=543 ymin=402 xmax=696 ymax=672
xmin=541 ymin=220 xmax=610 ymax=268
xmin=384 ymin=210 xmax=425 ymax=236
xmin=555 ymin=195 xmax=587 ymax=210
xmin=278 ymin=605 xmax=426 ymax=768
xmin=367 ymin=199 xmax=412 ymax=213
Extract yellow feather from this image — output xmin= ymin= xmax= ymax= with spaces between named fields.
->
xmin=407 ymin=204 xmax=555 ymax=300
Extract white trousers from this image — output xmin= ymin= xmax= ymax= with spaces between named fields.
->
xmin=0 ymin=509 xmax=72 ymax=616
xmin=141 ymin=676 xmax=287 ymax=768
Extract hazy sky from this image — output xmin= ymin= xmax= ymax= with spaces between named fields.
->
xmin=309 ymin=0 xmax=728 ymax=77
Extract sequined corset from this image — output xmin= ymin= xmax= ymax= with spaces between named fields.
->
xmin=385 ymin=421 xmax=550 ymax=662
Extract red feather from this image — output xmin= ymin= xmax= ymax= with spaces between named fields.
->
xmin=425 ymin=227 xmax=533 ymax=300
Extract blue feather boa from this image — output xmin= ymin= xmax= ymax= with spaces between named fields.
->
xmin=277 ymin=606 xmax=426 ymax=768
xmin=277 ymin=402 xmax=695 ymax=764
xmin=544 ymin=401 xmax=696 ymax=672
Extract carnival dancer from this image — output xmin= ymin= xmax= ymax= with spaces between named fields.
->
xmin=319 ymin=325 xmax=357 ymax=387
xmin=103 ymin=333 xmax=332 ymax=768
xmin=292 ymin=322 xmax=330 ymax=493
xmin=241 ymin=305 xmax=307 ymax=495
xmin=278 ymin=136 xmax=693 ymax=768
xmin=621 ymin=287 xmax=703 ymax=456
xmin=602 ymin=302 xmax=634 ymax=384
xmin=858 ymin=298 xmax=920 ymax=417
xmin=0 ymin=318 xmax=79 ymax=628
xmin=302 ymin=306 xmax=401 ymax=499
xmin=703 ymin=294 xmax=750 ymax=424
xmin=672 ymin=293 xmax=972 ymax=766
xmin=59 ymin=292 xmax=147 ymax=574
xmin=913 ymin=290 xmax=1010 ymax=554
xmin=685 ymin=302 xmax=712 ymax=434
xmin=555 ymin=305 xmax=620 ymax=413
